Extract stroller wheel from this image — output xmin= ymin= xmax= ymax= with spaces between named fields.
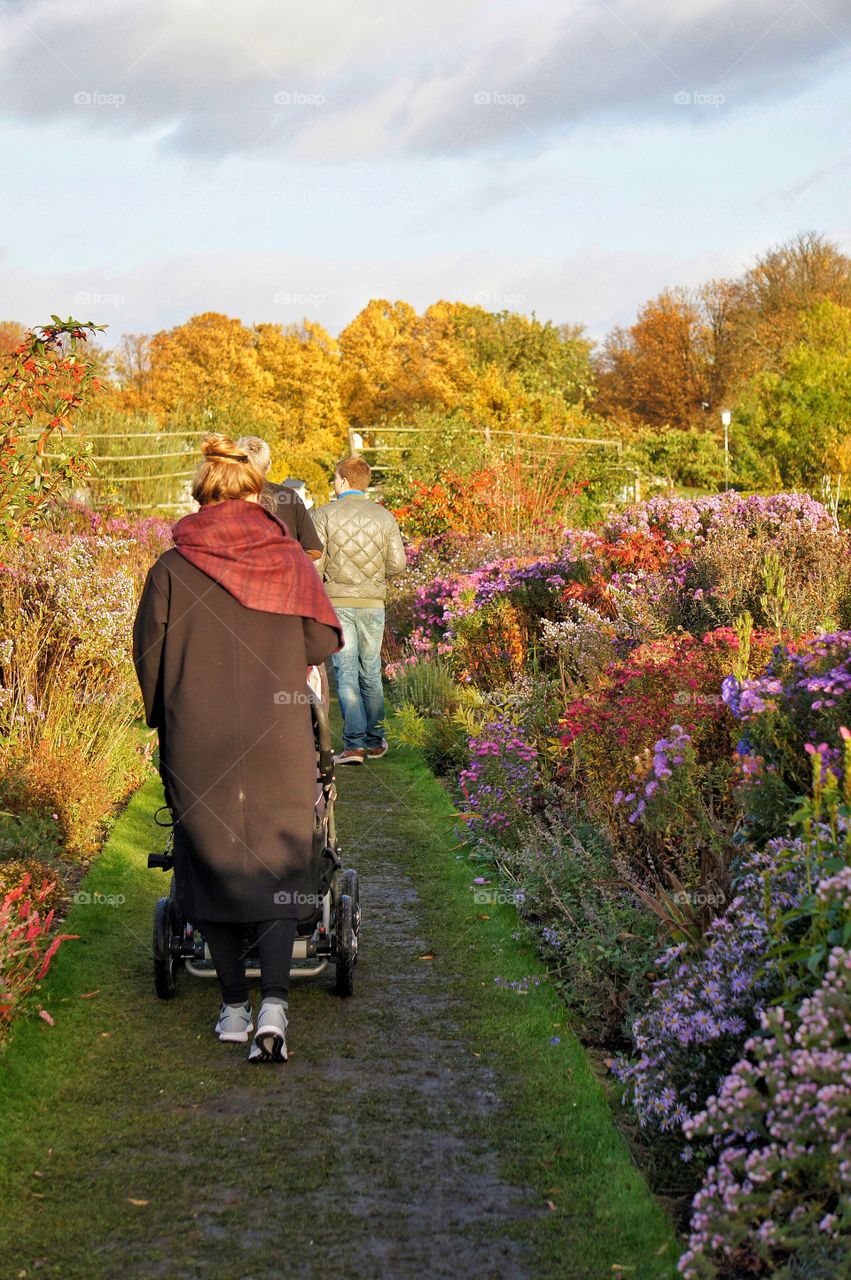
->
xmin=334 ymin=869 xmax=359 ymax=997
xmin=153 ymin=896 xmax=178 ymax=1000
xmin=340 ymin=869 xmax=360 ymax=942
xmin=168 ymin=877 xmax=186 ymax=969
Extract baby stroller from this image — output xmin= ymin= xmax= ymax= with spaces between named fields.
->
xmin=148 ymin=672 xmax=361 ymax=999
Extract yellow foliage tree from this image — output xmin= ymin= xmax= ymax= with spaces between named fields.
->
xmin=99 ymin=300 xmax=597 ymax=502
xmin=411 ymin=300 xmax=477 ymax=408
xmin=147 ymin=312 xmax=275 ymax=431
xmin=338 ymin=299 xmax=483 ymax=427
xmin=340 ymin=298 xmax=592 ymax=438
xmin=255 ymin=320 xmax=348 ymax=492
xmin=338 ymin=299 xmax=420 ymax=427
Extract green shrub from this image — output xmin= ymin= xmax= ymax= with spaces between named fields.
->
xmin=386 ymin=659 xmax=477 ymax=774
xmin=0 ymin=809 xmax=64 ymax=866
xmin=387 ymin=658 xmax=460 ymax=715
xmin=389 ymin=701 xmax=473 ymax=777
xmin=683 ymin=522 xmax=851 ymax=636
xmin=622 ymin=425 xmax=726 ymax=492
xmin=488 ymin=818 xmax=659 ymax=1045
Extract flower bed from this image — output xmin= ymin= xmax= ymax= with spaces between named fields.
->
xmin=386 ymin=491 xmax=851 ymax=1273
xmin=0 ymin=504 xmax=171 ymax=1042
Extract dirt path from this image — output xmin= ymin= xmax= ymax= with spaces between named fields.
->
xmin=0 ymin=736 xmax=678 ymax=1280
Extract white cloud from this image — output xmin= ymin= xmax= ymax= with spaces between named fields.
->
xmin=1 ymin=0 xmax=849 ymax=158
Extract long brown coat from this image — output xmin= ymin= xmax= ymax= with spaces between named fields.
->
xmin=133 ymin=548 xmax=339 ymax=924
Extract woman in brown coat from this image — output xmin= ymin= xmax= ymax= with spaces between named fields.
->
xmin=133 ymin=435 xmax=341 ymax=1062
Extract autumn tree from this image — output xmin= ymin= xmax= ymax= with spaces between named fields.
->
xmin=0 ymin=321 xmax=28 ymax=385
xmin=112 ymin=333 xmax=154 ymax=413
xmin=694 ymin=233 xmax=851 ymax=412
xmin=451 ymin=305 xmax=592 ymax=406
xmin=0 ymin=317 xmax=103 ymax=543
xmin=340 ymin=298 xmax=593 ymax=441
xmin=733 ymin=300 xmax=851 ymax=491
xmin=695 ymin=277 xmax=747 ymax=413
xmin=339 ymin=300 xmax=416 ymax=428
xmin=597 ymin=289 xmax=710 ymax=429
xmin=409 ymin=301 xmax=479 ymax=410
xmin=0 ymin=321 xmax=26 ymax=356
xmin=146 ymin=311 xmax=275 ymax=431
xmin=596 ymin=234 xmax=851 ymax=433
xmin=255 ymin=319 xmax=347 ymax=491
xmin=339 ymin=299 xmax=476 ymax=427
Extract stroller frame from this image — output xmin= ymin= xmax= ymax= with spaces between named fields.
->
xmin=148 ymin=688 xmax=361 ymax=998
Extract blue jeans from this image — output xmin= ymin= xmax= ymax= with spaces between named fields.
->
xmin=331 ymin=607 xmax=386 ymax=750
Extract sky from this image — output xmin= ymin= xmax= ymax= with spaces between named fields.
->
xmin=1 ymin=0 xmax=850 ymax=347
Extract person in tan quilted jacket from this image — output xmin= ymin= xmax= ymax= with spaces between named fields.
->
xmin=312 ymin=457 xmax=406 ymax=764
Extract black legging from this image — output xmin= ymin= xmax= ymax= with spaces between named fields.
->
xmin=200 ymin=918 xmax=298 ymax=1004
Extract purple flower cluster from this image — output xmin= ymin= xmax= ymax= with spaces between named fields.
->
xmin=409 ymin=556 xmax=577 ymax=642
xmin=614 ymin=725 xmax=691 ymax=823
xmin=458 ymin=716 xmax=540 ymax=834
xmin=604 ymin=492 xmax=836 ymax=547
xmin=725 ymin=632 xmax=851 ymax=722
xmin=5 ymin=531 xmax=141 ymax=672
xmin=494 ymin=974 xmax=547 ymax=993
xmin=459 ymin=560 xmax=524 ymax=608
xmin=401 ymin=494 xmax=844 ymax=675
xmin=59 ymin=499 xmax=174 ymax=550
xmin=613 ymin=838 xmax=818 ymax=1139
xmin=724 ymin=632 xmax=851 ymax=789
xmin=679 ymin=946 xmax=851 ymax=1277
xmin=410 ymin=576 xmax=468 ymax=645
xmin=494 ymin=556 xmax=579 ymax=598
xmin=396 ymin=495 xmax=850 ymax=1276
xmin=721 ymin=671 xmax=784 ymax=719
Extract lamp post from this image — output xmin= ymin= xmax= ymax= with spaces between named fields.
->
xmin=720 ymin=409 xmax=732 ymax=492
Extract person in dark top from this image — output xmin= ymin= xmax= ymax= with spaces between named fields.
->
xmin=236 ymin=436 xmax=323 ymax=560
xmin=133 ymin=434 xmax=342 ymax=1063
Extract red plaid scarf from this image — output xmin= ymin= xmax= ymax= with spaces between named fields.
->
xmin=172 ymin=499 xmax=342 ymax=646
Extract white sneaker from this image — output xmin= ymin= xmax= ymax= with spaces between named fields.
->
xmin=215 ymin=1001 xmax=253 ymax=1043
xmin=248 ymin=998 xmax=288 ymax=1062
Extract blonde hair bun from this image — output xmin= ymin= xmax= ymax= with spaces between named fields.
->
xmin=193 ymin=433 xmax=266 ymax=505
xmin=201 ymin=433 xmax=250 ymax=463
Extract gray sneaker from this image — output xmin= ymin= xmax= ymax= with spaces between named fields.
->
xmin=248 ymin=998 xmax=288 ymax=1062
xmin=215 ymin=1001 xmax=253 ymax=1043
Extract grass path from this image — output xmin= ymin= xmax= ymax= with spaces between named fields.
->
xmin=0 ymin=731 xmax=679 ymax=1280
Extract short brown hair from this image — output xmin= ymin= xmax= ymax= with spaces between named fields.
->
xmin=192 ymin=433 xmax=266 ymax=505
xmin=335 ymin=456 xmax=371 ymax=491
